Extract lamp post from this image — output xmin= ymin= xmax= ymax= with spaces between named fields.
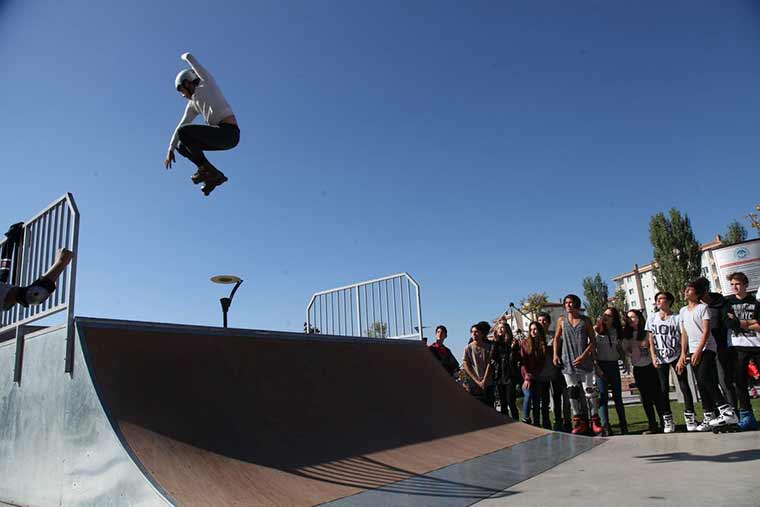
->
xmin=210 ymin=275 xmax=243 ymax=328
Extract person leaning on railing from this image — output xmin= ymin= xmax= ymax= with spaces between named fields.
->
xmin=0 ymin=248 xmax=73 ymax=311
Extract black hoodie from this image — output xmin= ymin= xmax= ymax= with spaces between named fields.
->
xmin=704 ymin=292 xmax=729 ymax=349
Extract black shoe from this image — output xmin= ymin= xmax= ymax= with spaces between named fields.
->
xmin=201 ymin=173 xmax=228 ymax=196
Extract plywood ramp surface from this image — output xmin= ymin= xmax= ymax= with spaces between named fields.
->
xmin=78 ymin=319 xmax=547 ymax=506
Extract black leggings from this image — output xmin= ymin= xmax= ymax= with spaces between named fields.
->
xmin=716 ymin=346 xmax=737 ymax=409
xmin=497 ymin=383 xmax=519 ymax=419
xmin=550 ymin=367 xmax=569 ymax=427
xmin=634 ymin=364 xmax=664 ymax=428
xmin=734 ymin=348 xmax=760 ymax=411
xmin=656 ymin=359 xmax=694 ymax=414
xmin=691 ymin=350 xmax=725 ymax=413
xmin=176 ymin=123 xmax=240 ymax=170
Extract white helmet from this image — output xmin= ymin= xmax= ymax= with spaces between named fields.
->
xmin=174 ymin=68 xmax=198 ymax=90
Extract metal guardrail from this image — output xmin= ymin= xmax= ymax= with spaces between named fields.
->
xmin=306 ymin=273 xmax=423 ymax=340
xmin=0 ymin=193 xmax=79 ymax=380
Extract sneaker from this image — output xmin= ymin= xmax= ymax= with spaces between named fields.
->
xmin=684 ymin=411 xmax=699 ymax=432
xmin=738 ymin=409 xmax=758 ymax=431
xmin=709 ymin=405 xmax=739 ymax=427
xmin=663 ymin=413 xmax=675 ymax=433
xmin=590 ymin=414 xmax=604 ymax=436
xmin=696 ymin=412 xmax=715 ymax=432
xmin=571 ymin=415 xmax=588 ymax=435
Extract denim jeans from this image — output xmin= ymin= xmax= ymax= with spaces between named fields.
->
xmin=596 ymin=360 xmax=627 ymax=428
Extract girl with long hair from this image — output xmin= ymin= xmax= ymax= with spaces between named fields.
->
xmin=490 ymin=321 xmax=520 ymax=419
xmin=520 ymin=322 xmax=550 ymax=427
xmin=594 ymin=308 xmax=629 ymax=435
xmin=623 ymin=309 xmax=664 ymax=434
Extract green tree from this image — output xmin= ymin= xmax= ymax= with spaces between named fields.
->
xmin=366 ymin=321 xmax=388 ymax=338
xmin=612 ymin=286 xmax=628 ymax=314
xmin=724 ymin=220 xmax=747 ymax=246
xmin=649 ymin=208 xmax=701 ymax=310
xmin=520 ymin=292 xmax=549 ymax=319
xmin=582 ymin=273 xmax=609 ymax=321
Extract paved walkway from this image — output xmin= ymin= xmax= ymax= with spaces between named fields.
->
xmin=474 ymin=432 xmax=760 ymax=507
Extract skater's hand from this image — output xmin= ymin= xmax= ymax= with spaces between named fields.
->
xmin=164 ymin=150 xmax=175 ymax=169
xmin=691 ymin=350 xmax=703 ymax=367
xmin=572 ymin=352 xmax=588 ymax=368
xmin=652 ymin=357 xmax=660 ymax=368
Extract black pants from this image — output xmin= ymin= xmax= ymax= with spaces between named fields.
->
xmin=656 ymin=359 xmax=694 ymax=414
xmin=497 ymin=383 xmax=519 ymax=419
xmin=734 ymin=347 xmax=760 ymax=411
xmin=471 ymin=384 xmax=495 ymax=408
xmin=536 ymin=379 xmax=551 ymax=429
xmin=691 ymin=350 xmax=726 ymax=413
xmin=716 ymin=346 xmax=737 ymax=409
xmin=634 ymin=364 xmax=664 ymax=429
xmin=550 ymin=367 xmax=569 ymax=427
xmin=176 ymin=123 xmax=240 ymax=170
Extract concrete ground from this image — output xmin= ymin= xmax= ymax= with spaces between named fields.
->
xmin=474 ymin=432 xmax=760 ymax=507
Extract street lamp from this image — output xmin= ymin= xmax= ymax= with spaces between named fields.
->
xmin=210 ymin=275 xmax=243 ymax=328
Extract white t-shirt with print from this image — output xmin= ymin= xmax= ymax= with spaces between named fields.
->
xmin=646 ymin=311 xmax=681 ymax=364
xmin=679 ymin=303 xmax=717 ymax=354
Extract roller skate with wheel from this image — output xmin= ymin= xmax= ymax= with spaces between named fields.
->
xmin=662 ymin=413 xmax=675 ymax=433
xmin=590 ymin=414 xmax=604 ymax=436
xmin=710 ymin=405 xmax=740 ymax=433
xmin=684 ymin=411 xmax=699 ymax=432
xmin=696 ymin=412 xmax=715 ymax=432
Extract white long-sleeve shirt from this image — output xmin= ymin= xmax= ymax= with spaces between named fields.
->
xmin=167 ymin=54 xmax=235 ymax=153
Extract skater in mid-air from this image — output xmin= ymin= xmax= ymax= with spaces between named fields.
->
xmin=0 ymin=248 xmax=73 ymax=311
xmin=164 ymin=52 xmax=240 ymax=196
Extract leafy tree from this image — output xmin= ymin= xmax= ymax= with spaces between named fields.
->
xmin=612 ymin=286 xmax=628 ymax=314
xmin=746 ymin=205 xmax=760 ymax=237
xmin=366 ymin=321 xmax=388 ymax=338
xmin=520 ymin=292 xmax=549 ymax=319
xmin=649 ymin=208 xmax=701 ymax=310
xmin=582 ymin=273 xmax=608 ymax=321
xmin=724 ymin=220 xmax=747 ymax=246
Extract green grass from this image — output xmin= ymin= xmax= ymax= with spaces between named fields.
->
xmin=605 ymin=398 xmax=760 ymax=434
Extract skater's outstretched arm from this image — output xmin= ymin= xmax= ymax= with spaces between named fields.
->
xmin=2 ymin=248 xmax=74 ymax=310
xmin=165 ymin=102 xmax=199 ymax=169
xmin=181 ymin=52 xmax=214 ymax=82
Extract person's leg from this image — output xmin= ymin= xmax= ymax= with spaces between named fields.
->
xmin=694 ymin=351 xmax=722 ymax=414
xmin=605 ymin=361 xmax=627 ymax=432
xmin=521 ymin=384 xmax=533 ymax=423
xmin=716 ymin=345 xmax=737 ymax=409
xmin=550 ymin=371 xmax=563 ymax=429
xmin=538 ymin=380 xmax=551 ymax=429
xmin=672 ymin=362 xmax=695 ymax=413
xmin=530 ymin=384 xmax=541 ymax=425
xmin=507 ymin=383 xmax=519 ymax=419
xmin=656 ymin=364 xmax=672 ymax=415
xmin=176 ymin=124 xmax=240 ymax=173
xmin=735 ymin=349 xmax=752 ymax=412
xmin=595 ymin=366 xmax=610 ymax=428
xmin=564 ymin=373 xmax=588 ymax=434
xmin=634 ymin=366 xmax=655 ymax=427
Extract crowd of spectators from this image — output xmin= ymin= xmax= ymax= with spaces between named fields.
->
xmin=428 ymin=272 xmax=760 ymax=435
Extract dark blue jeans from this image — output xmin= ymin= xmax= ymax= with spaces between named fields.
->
xmin=596 ymin=360 xmax=627 ymax=428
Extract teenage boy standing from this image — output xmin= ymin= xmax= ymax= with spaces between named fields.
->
xmin=680 ymin=280 xmax=738 ymax=429
xmin=724 ymin=272 xmax=760 ymax=430
xmin=553 ymin=295 xmax=602 ymax=435
xmin=647 ymin=292 xmax=695 ymax=433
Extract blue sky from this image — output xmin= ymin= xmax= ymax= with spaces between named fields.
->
xmin=1 ymin=1 xmax=759 ymax=355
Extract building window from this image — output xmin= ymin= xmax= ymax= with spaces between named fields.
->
xmin=702 ymin=267 xmax=709 ymax=277
xmin=629 ymin=288 xmax=634 ymax=294
xmin=631 ymin=300 xmax=638 ymax=308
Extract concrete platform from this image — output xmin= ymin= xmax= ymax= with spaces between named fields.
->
xmin=473 ymin=432 xmax=760 ymax=507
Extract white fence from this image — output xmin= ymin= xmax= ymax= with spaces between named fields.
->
xmin=0 ymin=193 xmax=79 ymax=379
xmin=306 ymin=273 xmax=422 ymax=340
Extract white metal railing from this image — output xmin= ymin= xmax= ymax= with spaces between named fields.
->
xmin=0 ymin=193 xmax=79 ymax=379
xmin=306 ymin=273 xmax=422 ymax=340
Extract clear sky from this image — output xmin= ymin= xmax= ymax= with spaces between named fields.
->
xmin=1 ymin=1 xmax=759 ymax=356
